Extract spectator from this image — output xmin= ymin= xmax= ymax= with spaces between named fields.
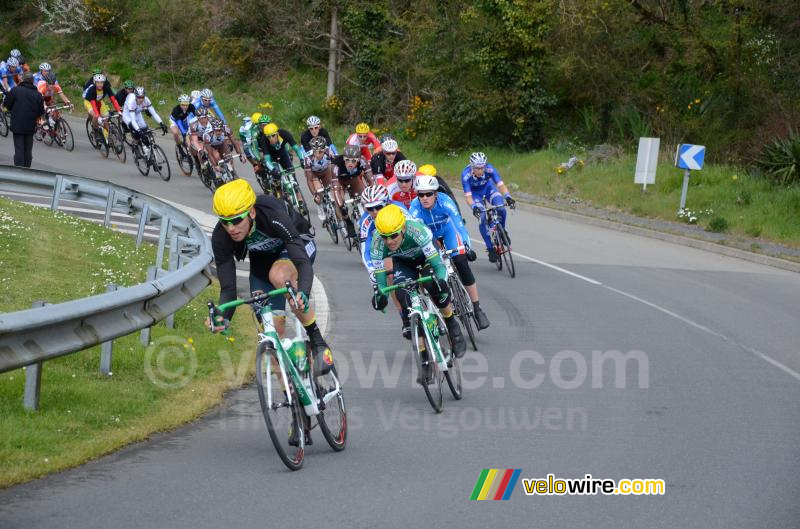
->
xmin=4 ymin=71 xmax=44 ymax=167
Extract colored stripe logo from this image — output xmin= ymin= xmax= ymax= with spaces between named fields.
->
xmin=470 ymin=469 xmax=522 ymax=500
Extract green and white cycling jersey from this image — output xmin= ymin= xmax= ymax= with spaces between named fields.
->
xmin=238 ymin=121 xmax=262 ymax=162
xmin=369 ymin=218 xmax=447 ymax=291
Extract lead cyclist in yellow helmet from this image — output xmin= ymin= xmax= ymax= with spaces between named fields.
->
xmin=369 ymin=204 xmax=467 ymax=359
xmin=346 ymin=122 xmax=382 ymax=163
xmin=207 ymin=179 xmax=334 ymax=378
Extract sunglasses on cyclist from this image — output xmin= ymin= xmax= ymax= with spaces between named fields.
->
xmin=385 ymin=151 xmax=397 ymax=156
xmin=268 ymin=133 xmax=279 ymax=138
xmin=344 ymin=157 xmax=359 ymax=164
xmin=417 ymin=191 xmax=435 ymax=198
xmin=309 ymin=126 xmax=320 ymax=130
xmin=397 ymin=178 xmax=412 ymax=184
xmin=219 ymin=211 xmax=250 ymax=226
xmin=380 ymin=230 xmax=402 ymax=240
xmin=366 ymin=204 xmax=384 ymax=212
xmin=357 ymin=134 xmax=367 ymax=140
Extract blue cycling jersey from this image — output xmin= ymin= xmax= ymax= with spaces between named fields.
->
xmin=32 ymin=72 xmax=57 ymax=86
xmin=192 ymin=97 xmax=226 ymax=125
xmin=408 ymin=193 xmax=470 ymax=251
xmin=0 ymin=67 xmax=22 ymax=89
xmin=460 ymin=163 xmax=504 ymax=198
xmin=359 ymin=200 xmax=409 ymax=280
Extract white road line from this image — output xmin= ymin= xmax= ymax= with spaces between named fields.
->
xmin=474 ymin=239 xmax=602 ymax=285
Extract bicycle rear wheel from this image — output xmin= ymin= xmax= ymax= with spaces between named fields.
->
xmin=134 ymin=144 xmax=149 ymax=176
xmin=491 ymin=229 xmax=503 ymax=271
xmin=315 ymin=366 xmax=347 ymax=451
xmin=56 ymin=119 xmax=74 ymax=152
xmin=41 ymin=125 xmax=53 ymax=145
xmin=176 ymin=145 xmax=193 ymax=176
xmin=256 ymin=343 xmax=305 ymax=471
xmin=497 ymin=225 xmax=515 ymax=278
xmin=0 ymin=110 xmax=8 ymax=137
xmin=98 ymin=131 xmax=110 ymax=158
xmin=152 ymin=145 xmax=171 ymax=181
xmin=108 ymin=123 xmax=126 ymax=162
xmin=411 ymin=314 xmax=444 ymax=413
xmin=449 ymin=275 xmax=477 ymax=350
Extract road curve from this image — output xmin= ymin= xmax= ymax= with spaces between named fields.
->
xmin=1 ymin=121 xmax=799 ymax=529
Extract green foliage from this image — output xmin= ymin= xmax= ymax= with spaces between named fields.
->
xmin=707 ymin=217 xmax=730 ymax=233
xmin=755 ymin=129 xmax=800 ymax=186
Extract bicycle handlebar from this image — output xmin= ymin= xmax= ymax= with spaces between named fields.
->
xmin=380 ymin=275 xmax=433 ymax=295
xmin=210 ymin=285 xmax=290 ymax=314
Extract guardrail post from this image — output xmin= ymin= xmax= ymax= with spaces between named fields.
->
xmin=23 ymin=301 xmax=47 ymax=411
xmin=154 ymin=215 xmax=171 ymax=271
xmin=140 ymin=266 xmax=157 ymax=346
xmin=103 ymin=188 xmax=116 ymax=228
xmin=166 ymin=235 xmax=179 ymax=329
xmin=50 ymin=174 xmax=63 ymax=211
xmin=135 ymin=203 xmax=150 ymax=248
xmin=100 ymin=284 xmax=117 ymax=375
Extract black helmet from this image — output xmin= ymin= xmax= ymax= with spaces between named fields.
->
xmin=343 ymin=144 xmax=360 ymax=159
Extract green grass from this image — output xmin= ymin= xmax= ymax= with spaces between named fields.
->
xmin=0 ymin=198 xmax=258 ymax=487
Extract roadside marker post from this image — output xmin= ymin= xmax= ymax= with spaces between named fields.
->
xmin=675 ymin=144 xmax=706 ymax=211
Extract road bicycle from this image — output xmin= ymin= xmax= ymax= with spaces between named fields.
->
xmin=441 ymin=245 xmax=479 ymax=351
xmin=34 ymin=104 xmax=74 ymax=152
xmin=0 ymin=94 xmax=8 ymax=137
xmin=381 ymin=276 xmax=463 ymax=412
xmin=318 ymin=185 xmax=348 ymax=245
xmin=106 ymin=113 xmax=126 ymax=163
xmin=208 ymin=283 xmax=346 ymax=471
xmin=175 ymin=137 xmax=194 ymax=176
xmin=342 ymin=184 xmax=365 ymax=254
xmin=279 ymin=166 xmax=311 ymax=224
xmin=483 ymin=202 xmax=515 ymax=278
xmin=132 ymin=128 xmax=170 ymax=181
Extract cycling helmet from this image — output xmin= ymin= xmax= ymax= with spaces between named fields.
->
xmin=38 ymin=62 xmax=51 ymax=72
xmin=306 ymin=115 xmax=321 ymax=127
xmin=394 ymin=159 xmax=417 ymax=180
xmin=309 ymin=136 xmax=327 ymax=151
xmin=200 ymin=88 xmax=213 ymax=99
xmin=134 ymin=86 xmax=146 ymax=97
xmin=9 ymin=49 xmax=21 ymax=58
xmin=211 ymin=119 xmax=224 ymax=131
xmin=417 ymin=164 xmax=437 ymax=177
xmin=381 ymin=138 xmax=398 ymax=153
xmin=355 ymin=122 xmax=370 ymax=134
xmin=343 ymin=144 xmax=360 ymax=159
xmin=257 ymin=114 xmax=272 ymax=125
xmin=362 ymin=185 xmax=389 ymax=208
xmin=178 ymin=93 xmax=191 ymax=104
xmin=375 ymin=204 xmax=406 ymax=235
xmin=93 ymin=73 xmax=106 ymax=83
xmin=195 ymin=107 xmax=209 ymax=117
xmin=123 ymin=79 xmax=135 ymax=89
xmin=414 ymin=175 xmax=438 ymax=192
xmin=191 ymin=89 xmax=201 ymax=100
xmin=262 ymin=123 xmax=279 ymax=135
xmin=91 ymin=67 xmax=102 ymax=75
xmin=242 ymin=117 xmax=251 ymax=125
xmin=213 ymin=179 xmax=256 ymax=218
xmin=6 ymin=57 xmax=19 ymax=68
xmin=379 ymin=133 xmax=395 ymax=143
xmin=469 ymin=152 xmax=487 ymax=167
xmin=250 ymin=112 xmax=262 ymax=123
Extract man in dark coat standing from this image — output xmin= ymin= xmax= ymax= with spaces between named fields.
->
xmin=4 ymin=71 xmax=44 ymax=167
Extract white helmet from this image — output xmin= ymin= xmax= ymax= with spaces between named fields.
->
xmin=469 ymin=152 xmax=487 ymax=167
xmin=361 ymin=185 xmax=389 ymax=208
xmin=9 ymin=49 xmax=21 ymax=58
xmin=306 ymin=115 xmax=321 ymax=127
xmin=134 ymin=86 xmax=146 ymax=97
xmin=394 ymin=159 xmax=417 ymax=180
xmin=38 ymin=62 xmax=51 ymax=72
xmin=200 ymin=88 xmax=213 ymax=99
xmin=381 ymin=138 xmax=398 ymax=153
xmin=93 ymin=73 xmax=106 ymax=83
xmin=178 ymin=93 xmax=191 ymax=104
xmin=414 ymin=175 xmax=438 ymax=192
xmin=6 ymin=57 xmax=19 ymax=68
xmin=190 ymin=89 xmax=201 ymax=100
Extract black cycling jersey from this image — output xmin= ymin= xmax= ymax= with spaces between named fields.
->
xmin=115 ymin=89 xmax=133 ymax=107
xmin=370 ymin=150 xmax=407 ymax=178
xmin=332 ymin=154 xmax=370 ymax=180
xmin=300 ymin=127 xmax=334 ymax=152
xmin=257 ymin=128 xmax=298 ymax=157
xmin=83 ymin=82 xmax=116 ymax=103
xmin=170 ymin=103 xmax=197 ymax=122
xmin=212 ymin=194 xmax=314 ymax=320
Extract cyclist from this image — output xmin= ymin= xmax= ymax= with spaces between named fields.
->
xmin=385 ymin=159 xmax=418 ymax=208
xmin=370 ymin=138 xmax=407 ymax=186
xmin=238 ymin=114 xmax=257 ymax=165
xmin=369 ymin=204 xmax=467 ymax=360
xmin=207 ymin=179 xmax=333 ymax=380
xmin=82 ymin=67 xmax=103 ymax=95
xmin=0 ymin=57 xmax=23 ymax=94
xmin=188 ymin=107 xmax=212 ymax=169
xmin=410 ymin=175 xmax=490 ymax=330
xmin=192 ymin=88 xmax=226 ymax=124
xmin=169 ymin=94 xmax=196 ymax=148
xmin=461 ymin=152 xmax=516 ymax=263
xmin=36 ymin=71 xmax=73 ymax=132
xmin=203 ymin=118 xmax=246 ymax=177
xmin=122 ymin=86 xmax=167 ymax=155
xmin=83 ymin=73 xmax=122 ymax=132
xmin=345 ymin=122 xmax=381 ymax=162
xmin=417 ymin=163 xmax=465 ymax=223
xmin=257 ymin=122 xmax=305 ymax=173
xmin=300 ymin=115 xmax=337 ymax=154
xmin=32 ymin=62 xmax=53 ymax=85
xmin=332 ymin=144 xmax=374 ymax=237
xmin=303 ymin=136 xmax=342 ymax=223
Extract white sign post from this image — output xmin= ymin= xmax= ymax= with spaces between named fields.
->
xmin=634 ymin=137 xmax=660 ymax=191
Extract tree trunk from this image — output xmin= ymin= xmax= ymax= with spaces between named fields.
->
xmin=326 ymin=6 xmax=339 ymax=98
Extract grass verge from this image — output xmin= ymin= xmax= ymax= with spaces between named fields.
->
xmin=0 ymin=198 xmax=258 ymax=488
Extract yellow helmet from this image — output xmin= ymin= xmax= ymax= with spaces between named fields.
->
xmin=250 ymin=112 xmax=262 ymax=123
xmin=262 ymin=123 xmax=279 ymax=135
xmin=417 ymin=164 xmax=437 ymax=177
xmin=213 ymin=179 xmax=256 ymax=218
xmin=375 ymin=204 xmax=406 ymax=236
xmin=355 ymin=122 xmax=370 ymax=134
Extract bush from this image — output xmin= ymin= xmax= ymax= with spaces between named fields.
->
xmin=706 ymin=216 xmax=729 ymax=233
xmin=755 ymin=129 xmax=800 ymax=186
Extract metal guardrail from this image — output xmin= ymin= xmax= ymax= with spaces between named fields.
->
xmin=0 ymin=165 xmax=213 ymax=408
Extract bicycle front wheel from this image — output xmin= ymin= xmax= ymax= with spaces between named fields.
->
xmin=0 ymin=110 xmax=8 ymax=137
xmin=315 ymin=366 xmax=347 ymax=452
xmin=152 ymin=145 xmax=171 ymax=181
xmin=411 ymin=314 xmax=444 ymax=413
xmin=324 ymin=203 xmax=339 ymax=244
xmin=497 ymin=225 xmax=515 ymax=278
xmin=256 ymin=343 xmax=305 ymax=471
xmin=176 ymin=145 xmax=193 ymax=176
xmin=491 ymin=229 xmax=503 ymax=271
xmin=439 ymin=315 xmax=463 ymax=400
xmin=57 ymin=119 xmax=74 ymax=152
xmin=85 ymin=117 xmax=97 ymax=148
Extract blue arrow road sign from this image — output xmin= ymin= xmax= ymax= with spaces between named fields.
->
xmin=676 ymin=144 xmax=705 ymax=170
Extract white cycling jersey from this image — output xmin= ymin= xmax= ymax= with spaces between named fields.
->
xmin=122 ymin=93 xmax=163 ymax=131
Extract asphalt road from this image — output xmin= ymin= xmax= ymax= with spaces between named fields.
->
xmin=1 ymin=118 xmax=799 ymax=528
